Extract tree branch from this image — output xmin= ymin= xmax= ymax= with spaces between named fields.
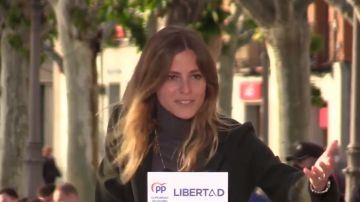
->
xmin=233 ymin=3 xmax=254 ymax=46
xmin=43 ymin=42 xmax=64 ymax=72
xmin=237 ymin=0 xmax=276 ymax=28
xmin=237 ymin=29 xmax=254 ymax=47
xmin=348 ymin=0 xmax=360 ymax=20
xmin=324 ymin=0 xmax=353 ymax=23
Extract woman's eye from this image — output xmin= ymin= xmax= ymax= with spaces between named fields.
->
xmin=192 ymin=73 xmax=203 ymax=80
xmin=168 ymin=74 xmax=178 ymax=80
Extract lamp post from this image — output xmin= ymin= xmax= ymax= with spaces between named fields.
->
xmin=26 ymin=0 xmax=43 ymax=200
xmin=345 ymin=14 xmax=360 ymax=202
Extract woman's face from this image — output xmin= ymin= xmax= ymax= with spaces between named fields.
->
xmin=156 ymin=50 xmax=206 ymax=119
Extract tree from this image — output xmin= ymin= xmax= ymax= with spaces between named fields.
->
xmin=236 ymin=0 xmax=315 ymax=158
xmin=0 ymin=0 xmax=31 ymax=195
xmin=46 ymin=0 xmax=152 ymax=200
xmin=218 ymin=3 xmax=255 ymax=116
xmin=47 ymin=0 xmax=101 ymax=200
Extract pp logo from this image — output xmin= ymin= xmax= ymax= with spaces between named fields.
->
xmin=151 ymin=182 xmax=167 ymax=193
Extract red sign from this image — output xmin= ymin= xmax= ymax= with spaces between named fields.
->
xmin=115 ymin=25 xmax=125 ymax=39
xmin=319 ymin=107 xmax=328 ymax=129
xmin=240 ymin=81 xmax=262 ymax=101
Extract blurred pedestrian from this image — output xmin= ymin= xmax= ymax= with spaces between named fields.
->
xmin=53 ymin=183 xmax=78 ymax=202
xmin=286 ymin=142 xmax=325 ymax=169
xmin=37 ymin=184 xmax=55 ymax=202
xmin=0 ymin=188 xmax=19 ymax=202
xmin=42 ymin=146 xmax=61 ymax=184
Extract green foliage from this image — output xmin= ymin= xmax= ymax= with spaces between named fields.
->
xmin=7 ymin=34 xmax=22 ymax=50
xmin=311 ymin=84 xmax=326 ymax=107
xmin=242 ymin=18 xmax=258 ymax=29
xmin=252 ymin=27 xmax=265 ymax=41
xmin=193 ymin=0 xmax=230 ymax=42
xmin=7 ymin=33 xmax=28 ymax=57
xmin=69 ymin=7 xmax=91 ymax=32
xmin=310 ymin=33 xmax=324 ymax=54
xmin=7 ymin=6 xmax=30 ymax=29
xmin=95 ymin=0 xmax=147 ymax=49
xmin=0 ymin=0 xmax=9 ymax=11
xmin=140 ymin=0 xmax=168 ymax=12
xmin=44 ymin=5 xmax=58 ymax=43
xmin=0 ymin=1 xmax=32 ymax=57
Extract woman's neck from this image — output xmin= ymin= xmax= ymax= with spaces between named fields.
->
xmin=156 ymin=104 xmax=191 ymax=139
xmin=151 ymin=103 xmax=191 ymax=171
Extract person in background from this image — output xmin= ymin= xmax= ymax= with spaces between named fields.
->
xmin=37 ymin=184 xmax=55 ymax=202
xmin=287 ymin=142 xmax=345 ymax=202
xmin=286 ymin=142 xmax=325 ymax=169
xmin=0 ymin=188 xmax=19 ymax=202
xmin=52 ymin=183 xmax=78 ymax=202
xmin=95 ymin=25 xmax=339 ymax=202
xmin=42 ymin=146 xmax=61 ymax=185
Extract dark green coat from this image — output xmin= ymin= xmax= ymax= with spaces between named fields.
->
xmin=95 ymin=107 xmax=339 ymax=202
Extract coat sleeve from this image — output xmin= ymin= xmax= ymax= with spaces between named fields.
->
xmin=95 ymin=105 xmax=134 ymax=202
xmin=233 ymin=122 xmax=339 ymax=202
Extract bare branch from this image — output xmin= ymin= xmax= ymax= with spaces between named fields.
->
xmin=324 ymin=0 xmax=353 ymax=23
xmin=236 ymin=0 xmax=276 ymax=28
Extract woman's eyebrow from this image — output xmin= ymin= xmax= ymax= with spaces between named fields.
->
xmin=168 ymin=69 xmax=201 ymax=74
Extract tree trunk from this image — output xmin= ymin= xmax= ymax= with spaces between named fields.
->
xmin=0 ymin=27 xmax=29 ymax=195
xmin=218 ymin=6 xmax=252 ymax=117
xmin=236 ymin=0 xmax=314 ymax=158
xmin=266 ymin=19 xmax=311 ymax=159
xmin=219 ymin=43 xmax=237 ymax=116
xmin=53 ymin=1 xmax=97 ymax=201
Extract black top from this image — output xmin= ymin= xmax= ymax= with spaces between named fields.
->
xmin=152 ymin=104 xmax=190 ymax=171
xmin=95 ymin=105 xmax=339 ymax=202
xmin=43 ymin=157 xmax=61 ymax=184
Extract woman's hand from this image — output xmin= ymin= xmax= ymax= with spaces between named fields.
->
xmin=303 ymin=140 xmax=338 ymax=191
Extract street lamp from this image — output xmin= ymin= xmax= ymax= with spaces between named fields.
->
xmin=25 ymin=0 xmax=43 ymax=200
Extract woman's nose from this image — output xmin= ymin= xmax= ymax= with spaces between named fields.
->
xmin=179 ymin=79 xmax=191 ymax=94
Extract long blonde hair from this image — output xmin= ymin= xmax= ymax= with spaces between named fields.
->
xmin=114 ymin=26 xmax=221 ymax=183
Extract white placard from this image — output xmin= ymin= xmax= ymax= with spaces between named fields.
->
xmin=147 ymin=172 xmax=228 ymax=202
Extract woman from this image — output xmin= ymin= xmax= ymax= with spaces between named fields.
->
xmin=96 ymin=26 xmax=339 ymax=202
